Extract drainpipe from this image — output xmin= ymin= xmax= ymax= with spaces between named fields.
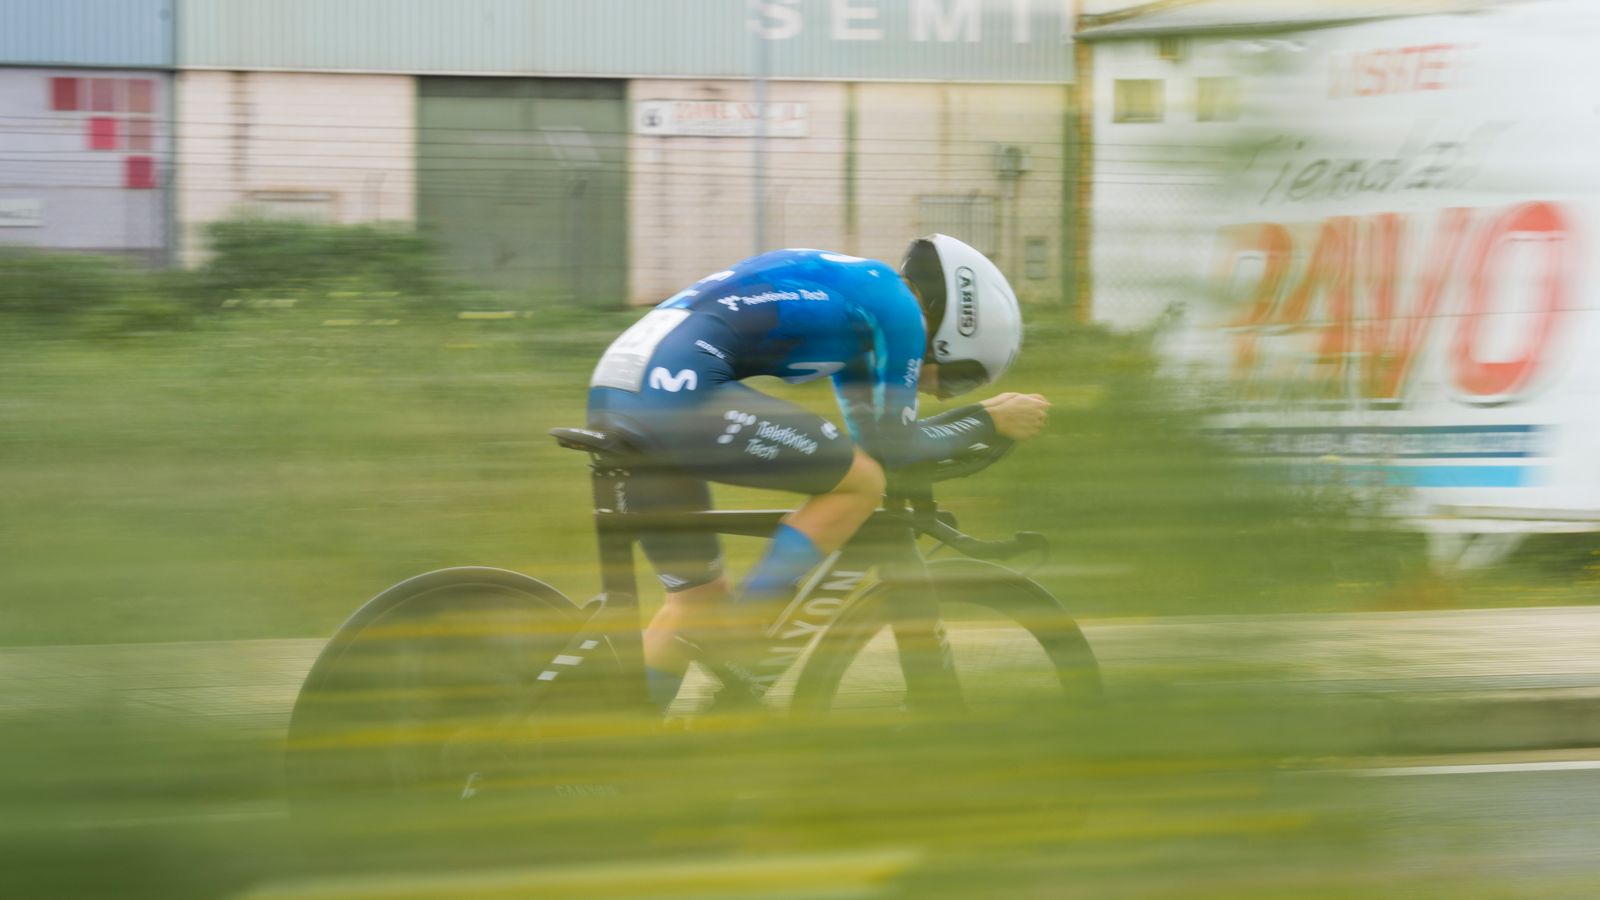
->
xmin=163 ymin=0 xmax=179 ymax=268
xmin=1071 ymin=0 xmax=1095 ymax=323
xmin=753 ymin=22 xmax=770 ymax=254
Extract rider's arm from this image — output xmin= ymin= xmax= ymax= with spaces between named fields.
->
xmin=914 ymin=404 xmax=1000 ymax=454
xmin=832 ymin=304 xmax=1002 ymax=468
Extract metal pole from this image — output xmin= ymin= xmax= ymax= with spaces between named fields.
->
xmin=753 ymin=25 xmax=770 ymax=255
xmin=164 ymin=0 xmax=179 ymax=268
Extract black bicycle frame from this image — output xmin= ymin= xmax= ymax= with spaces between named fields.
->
xmin=578 ymin=454 xmax=959 ymax=714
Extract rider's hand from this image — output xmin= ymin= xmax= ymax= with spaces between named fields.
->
xmin=981 ymin=392 xmax=1050 ymax=441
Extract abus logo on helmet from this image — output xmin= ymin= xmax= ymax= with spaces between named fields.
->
xmin=955 ymin=266 xmax=978 ymax=337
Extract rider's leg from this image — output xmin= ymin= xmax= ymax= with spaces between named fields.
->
xmin=643 ymin=575 xmax=729 ymax=710
xmin=601 ymin=382 xmax=875 ymax=710
xmin=735 ymin=448 xmax=885 ymax=609
xmin=640 ymin=450 xmax=883 ymax=710
xmin=621 ymin=467 xmax=727 ymax=712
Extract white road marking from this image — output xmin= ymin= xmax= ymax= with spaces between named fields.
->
xmin=552 ymin=655 xmax=583 ymax=666
xmin=537 ymin=671 xmax=558 ymax=681
xmin=1358 ymin=760 xmax=1600 ymax=777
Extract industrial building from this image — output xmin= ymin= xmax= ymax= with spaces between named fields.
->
xmin=2 ymin=0 xmax=1080 ymax=307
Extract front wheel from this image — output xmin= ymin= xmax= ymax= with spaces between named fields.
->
xmin=789 ymin=558 xmax=1101 ymax=717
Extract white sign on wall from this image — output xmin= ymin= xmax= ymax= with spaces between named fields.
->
xmin=635 ymin=101 xmax=809 ymax=138
xmin=0 ymin=198 xmax=44 ymax=227
xmin=1151 ymin=0 xmax=1600 ymax=534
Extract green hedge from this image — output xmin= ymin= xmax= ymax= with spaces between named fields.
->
xmin=0 ymin=247 xmax=141 ymax=320
xmin=195 ymin=217 xmax=441 ymax=309
xmin=0 ymin=217 xmax=449 ymax=334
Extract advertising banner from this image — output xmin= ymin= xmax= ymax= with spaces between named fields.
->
xmin=1170 ymin=0 xmax=1600 ymax=531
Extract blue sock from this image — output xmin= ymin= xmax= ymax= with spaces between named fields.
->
xmin=739 ymin=524 xmax=824 ymax=605
xmin=646 ymin=666 xmax=685 ymax=712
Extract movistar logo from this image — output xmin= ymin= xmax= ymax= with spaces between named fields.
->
xmin=956 ymin=266 xmax=977 ymax=337
xmin=648 ymin=367 xmax=698 ymax=392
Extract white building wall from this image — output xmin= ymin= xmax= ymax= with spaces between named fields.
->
xmin=174 ymin=70 xmax=415 ymax=266
xmin=855 ymin=82 xmax=1068 ymax=304
xmin=627 ymin=79 xmax=848 ymax=306
xmin=1088 ymin=35 xmax=1243 ymax=329
xmin=628 ymin=79 xmax=1069 ymax=306
xmin=0 ymin=67 xmax=171 ymax=262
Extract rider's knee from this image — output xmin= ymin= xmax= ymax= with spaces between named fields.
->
xmin=836 ymin=451 xmax=886 ymax=506
xmin=661 ymin=576 xmax=730 ymax=610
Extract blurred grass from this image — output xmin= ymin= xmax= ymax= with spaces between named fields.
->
xmin=2 ymin=300 xmax=1590 ymax=899
xmin=3 ymin=300 xmax=1576 ymax=647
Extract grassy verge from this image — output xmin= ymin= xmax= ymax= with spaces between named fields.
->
xmin=3 ymin=303 xmax=1588 ymax=899
xmin=6 ymin=304 xmax=1588 ymax=646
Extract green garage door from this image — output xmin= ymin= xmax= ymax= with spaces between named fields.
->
xmin=417 ymin=78 xmax=626 ymax=305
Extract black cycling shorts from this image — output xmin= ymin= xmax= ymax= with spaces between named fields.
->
xmin=589 ymin=381 xmax=855 ymax=591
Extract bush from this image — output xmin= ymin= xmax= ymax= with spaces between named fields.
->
xmin=195 ymin=218 xmax=441 ymax=313
xmin=0 ymin=248 xmax=142 ymax=321
xmin=1 ymin=219 xmax=457 ymax=335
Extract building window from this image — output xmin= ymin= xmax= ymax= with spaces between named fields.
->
xmin=1024 ymin=237 xmax=1049 ymax=281
xmin=918 ymin=195 xmax=998 ymax=256
xmin=1156 ymin=36 xmax=1188 ymax=62
xmin=1196 ymin=76 xmax=1241 ymax=122
xmin=89 ymin=78 xmax=119 ymax=112
xmin=125 ymin=156 xmax=157 ymax=190
xmin=1113 ymin=79 xmax=1165 ymax=123
xmin=88 ymin=117 xmax=119 ymax=150
xmin=127 ymin=118 xmax=155 ymax=152
xmin=51 ymin=77 xmax=81 ymax=111
xmin=127 ymin=79 xmax=155 ymax=115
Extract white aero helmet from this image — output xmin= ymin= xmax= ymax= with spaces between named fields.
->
xmin=900 ymin=234 xmax=1022 ymax=399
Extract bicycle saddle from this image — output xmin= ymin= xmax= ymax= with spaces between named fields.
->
xmin=549 ymin=426 xmax=642 ymax=457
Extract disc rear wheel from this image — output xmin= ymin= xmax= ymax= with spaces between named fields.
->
xmin=285 ymin=568 xmax=619 ymax=829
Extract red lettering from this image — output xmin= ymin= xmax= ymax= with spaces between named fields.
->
xmin=1361 ymin=208 xmax=1472 ymax=398
xmin=1392 ymin=47 xmax=1421 ymax=93
xmin=1276 ymin=218 xmax=1354 ymax=368
xmin=1449 ymin=202 xmax=1571 ymax=399
xmin=1415 ymin=44 xmax=1451 ymax=90
xmin=1217 ymin=202 xmax=1571 ymax=405
xmin=1215 ymin=223 xmax=1292 ymax=379
xmin=1337 ymin=44 xmax=1460 ymax=97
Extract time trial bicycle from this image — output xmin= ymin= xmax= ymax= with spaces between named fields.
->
xmin=285 ymin=426 xmax=1101 ymax=816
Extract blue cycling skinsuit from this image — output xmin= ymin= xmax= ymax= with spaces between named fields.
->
xmin=588 ymin=248 xmax=999 ymax=592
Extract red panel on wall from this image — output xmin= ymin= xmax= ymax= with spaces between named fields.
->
xmin=88 ymin=117 xmax=119 ymax=150
xmin=127 ymin=80 xmax=154 ymax=115
xmin=51 ymin=78 xmax=82 ymax=111
xmin=125 ymin=156 xmax=157 ymax=190
xmin=126 ymin=118 xmax=154 ymax=152
xmin=89 ymin=78 xmax=118 ymax=112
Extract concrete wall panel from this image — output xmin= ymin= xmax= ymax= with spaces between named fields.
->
xmin=175 ymin=70 xmax=415 ymax=265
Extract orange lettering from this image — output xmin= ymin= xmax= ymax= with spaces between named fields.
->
xmin=1450 ymin=202 xmax=1571 ymax=399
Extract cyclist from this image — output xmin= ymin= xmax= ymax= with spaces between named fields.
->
xmin=587 ymin=235 xmax=1050 ymax=711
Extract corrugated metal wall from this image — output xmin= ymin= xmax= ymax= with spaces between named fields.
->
xmin=0 ymin=0 xmax=174 ymax=68
xmin=179 ymin=0 xmax=1073 ymax=83
xmin=0 ymin=68 xmax=171 ymax=261
xmin=416 ymin=78 xmax=627 ymax=303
